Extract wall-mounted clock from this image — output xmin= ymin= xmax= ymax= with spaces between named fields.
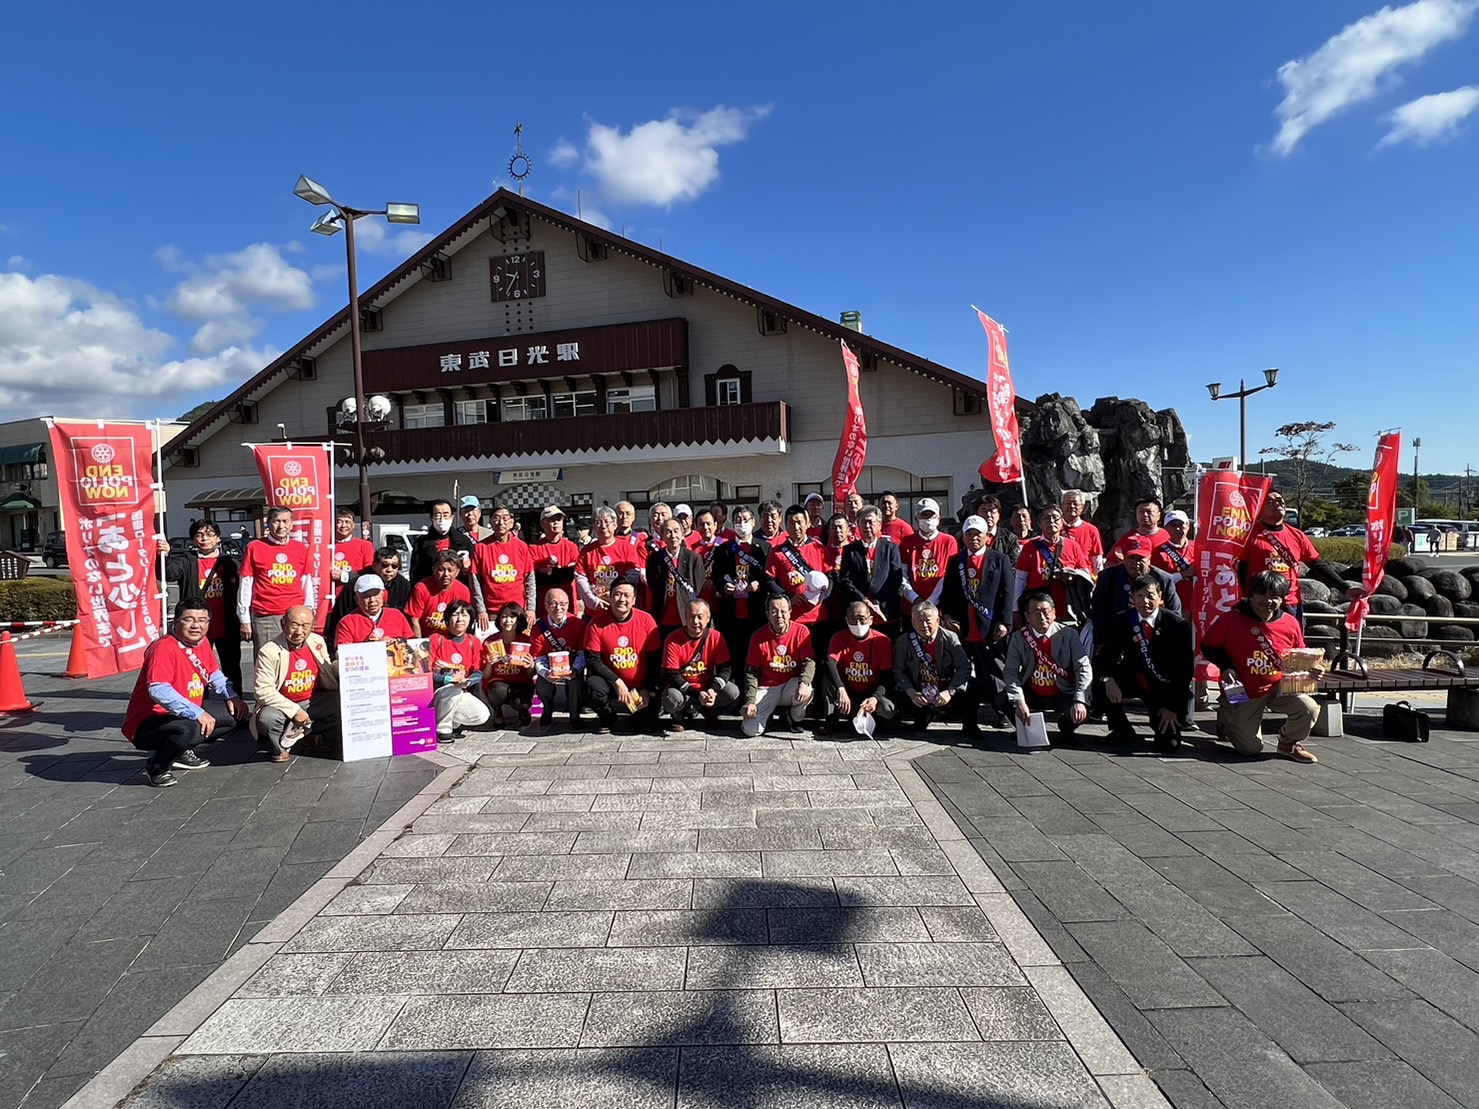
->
xmin=490 ymin=251 xmax=546 ymax=302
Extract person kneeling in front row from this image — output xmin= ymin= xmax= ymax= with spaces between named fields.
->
xmin=1201 ymin=570 xmax=1322 ymax=765
xmin=1097 ymin=575 xmax=1193 ymax=751
xmin=661 ymin=599 xmax=740 ymax=731
xmin=252 ymin=605 xmax=339 ymax=762
xmin=429 ymin=600 xmax=490 ymax=742
xmin=1003 ymin=591 xmax=1092 ymax=742
xmin=893 ymin=601 xmax=977 ymax=735
xmin=742 ymin=594 xmax=815 ymax=736
xmin=820 ymin=601 xmax=897 ymax=736
xmin=123 ymin=601 xmax=249 ymax=788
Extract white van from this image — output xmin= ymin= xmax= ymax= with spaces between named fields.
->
xmin=376 ymin=524 xmax=426 ymax=563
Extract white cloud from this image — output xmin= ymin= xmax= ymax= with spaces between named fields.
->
xmin=165 ymin=242 xmax=315 ymax=322
xmin=1270 ymin=0 xmax=1478 ymax=155
xmin=6 ymin=256 xmax=25 ymax=269
xmin=351 ymin=219 xmax=436 ymax=257
xmin=0 ymin=271 xmax=271 ymax=412
xmin=1377 ymin=84 xmax=1479 ymax=145
xmin=564 ymin=105 xmax=772 ymax=207
xmin=548 ymin=139 xmax=580 ymax=169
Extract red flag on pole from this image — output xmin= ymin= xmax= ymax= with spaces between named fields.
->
xmin=831 ymin=340 xmax=868 ymax=506
xmin=975 ymin=310 xmax=1023 ymax=484
xmin=250 ymin=444 xmax=337 ymax=631
xmin=46 ymin=420 xmax=164 ymax=678
xmin=1345 ymin=432 xmax=1402 ymax=633
xmin=1192 ymin=469 xmax=1273 ymax=649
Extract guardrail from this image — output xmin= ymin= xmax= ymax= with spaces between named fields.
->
xmin=1306 ymin=611 xmax=1479 ymax=657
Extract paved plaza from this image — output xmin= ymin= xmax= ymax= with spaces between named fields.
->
xmin=4 ymin=629 xmax=1479 ymax=1107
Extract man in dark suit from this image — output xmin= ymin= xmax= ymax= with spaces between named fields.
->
xmin=645 ymin=517 xmax=705 ymax=638
xmin=710 ymin=505 xmax=773 ymax=669
xmin=1090 ymin=536 xmax=1180 ymax=655
xmin=1098 ymin=573 xmax=1195 ymax=750
xmin=839 ymin=506 xmax=906 ymax=631
xmin=939 ymin=514 xmax=1015 ymax=726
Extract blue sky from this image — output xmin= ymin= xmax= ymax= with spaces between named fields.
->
xmin=3 ymin=0 xmax=1476 ymax=473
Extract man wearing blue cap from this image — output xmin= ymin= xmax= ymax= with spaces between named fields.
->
xmin=458 ymin=495 xmax=491 ymax=543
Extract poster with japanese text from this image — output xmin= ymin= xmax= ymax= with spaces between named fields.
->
xmin=250 ymin=444 xmax=336 ymax=630
xmin=337 ymin=638 xmax=437 ymax=762
xmin=46 ymin=421 xmax=162 ymax=679
xmin=1192 ymin=469 xmax=1273 ymax=673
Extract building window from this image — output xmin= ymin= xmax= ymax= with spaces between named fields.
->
xmin=454 ymin=400 xmax=486 ymax=425
xmin=551 ymin=390 xmax=598 ymax=418
xmin=733 ymin=485 xmax=761 ymax=504
xmin=704 ymin=365 xmax=752 ymax=406
xmin=402 ymin=403 xmax=445 ymax=429
xmin=715 ymin=378 xmax=742 ymax=406
xmin=502 ymin=395 xmax=548 ymax=421
xmin=651 ymin=475 xmax=720 ymax=504
xmin=606 ymin=384 xmax=656 ymax=414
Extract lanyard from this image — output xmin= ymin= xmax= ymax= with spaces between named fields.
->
xmin=1025 ymin=628 xmax=1070 ymax=682
xmin=1130 ymin=611 xmax=1167 ymax=684
xmin=958 ymin=554 xmax=993 ymax=623
xmin=1160 ymin=542 xmax=1193 ymax=575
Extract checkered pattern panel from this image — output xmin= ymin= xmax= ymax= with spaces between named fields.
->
xmin=495 ymin=483 xmax=565 ymax=510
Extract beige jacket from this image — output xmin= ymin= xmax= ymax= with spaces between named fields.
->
xmin=253 ymin=633 xmax=337 ymax=717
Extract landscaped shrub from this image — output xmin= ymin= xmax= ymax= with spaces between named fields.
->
xmin=0 ymin=578 xmax=78 ymax=623
xmin=1311 ymin=539 xmax=1406 ymax=565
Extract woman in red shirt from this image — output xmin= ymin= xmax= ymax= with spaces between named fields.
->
xmin=428 ymin=601 xmax=490 ymax=742
xmin=482 ymin=601 xmax=536 ymax=728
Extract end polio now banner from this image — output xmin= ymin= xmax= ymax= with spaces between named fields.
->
xmin=337 ymin=638 xmax=438 ymax=761
xmin=830 ymin=340 xmax=868 ymax=508
xmin=1346 ymin=432 xmax=1402 ymax=634
xmin=45 ymin=420 xmax=163 ymax=679
xmin=1192 ymin=469 xmax=1273 ymax=655
xmin=975 ymin=310 xmax=1023 ymax=485
xmin=249 ymin=443 xmax=336 ymax=629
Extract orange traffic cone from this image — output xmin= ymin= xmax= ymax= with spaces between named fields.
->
xmin=0 ymin=631 xmax=38 ymax=713
xmin=63 ymin=626 xmax=88 ymax=679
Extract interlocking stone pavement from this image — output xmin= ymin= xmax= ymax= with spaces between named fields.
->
xmin=0 ymin=638 xmax=439 ymax=1109
xmin=916 ymin=699 xmax=1479 ymax=1109
xmin=93 ymin=721 xmax=1159 ymax=1109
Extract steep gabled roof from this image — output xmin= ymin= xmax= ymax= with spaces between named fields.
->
xmin=170 ymin=188 xmax=994 ymax=456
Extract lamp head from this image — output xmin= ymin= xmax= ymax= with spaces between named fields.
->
xmin=293 ymin=175 xmax=335 ymax=206
xmin=367 ymin=395 xmax=393 ymax=421
xmin=310 ymin=209 xmax=343 ymax=236
xmin=339 ymin=397 xmax=357 ymax=418
xmin=1206 ymin=382 xmax=1222 ymax=401
xmin=1263 ymin=367 xmax=1279 ymax=387
xmin=384 ymin=202 xmax=420 ymax=225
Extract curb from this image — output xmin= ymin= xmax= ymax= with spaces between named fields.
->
xmin=59 ymin=752 xmax=467 ymax=1109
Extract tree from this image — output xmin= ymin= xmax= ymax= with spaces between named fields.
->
xmin=1259 ymin=421 xmax=1358 ymax=518
xmin=1332 ymin=472 xmax=1369 ymax=513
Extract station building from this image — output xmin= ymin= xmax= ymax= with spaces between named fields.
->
xmin=163 ymin=189 xmax=997 ymax=537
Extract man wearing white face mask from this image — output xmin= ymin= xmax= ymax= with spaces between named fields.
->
xmin=820 ymin=601 xmax=896 ymax=735
xmin=410 ymin=499 xmax=477 ymax=585
xmin=901 ymin=498 xmax=958 ymax=622
xmin=711 ymin=505 xmax=773 ymax=667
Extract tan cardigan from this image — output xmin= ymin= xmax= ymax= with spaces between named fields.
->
xmin=253 ymin=633 xmax=337 ymax=717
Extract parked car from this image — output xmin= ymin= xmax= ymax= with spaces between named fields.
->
xmin=1330 ymin=525 xmax=1367 ymax=537
xmin=41 ymin=531 xmax=67 ymax=568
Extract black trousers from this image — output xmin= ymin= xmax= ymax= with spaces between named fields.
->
xmin=964 ymin=638 xmax=1007 ymax=713
xmin=1104 ymin=682 xmax=1186 ymax=737
xmin=1020 ymin=690 xmax=1082 ymax=738
xmin=905 ymin=687 xmax=981 ymax=733
xmin=131 ymin=714 xmax=205 ymax=770
xmin=585 ymin=673 xmax=661 ymax=732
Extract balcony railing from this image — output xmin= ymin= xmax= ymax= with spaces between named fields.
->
xmin=359 ymin=401 xmax=789 ymax=464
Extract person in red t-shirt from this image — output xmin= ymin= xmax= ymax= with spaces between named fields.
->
xmin=473 ymin=505 xmax=536 ymax=631
xmin=334 ymin=575 xmax=414 ymax=649
xmin=237 ymin=507 xmax=315 ymax=651
xmin=661 ymin=598 xmax=739 ymax=730
xmin=576 ymin=507 xmax=644 ymax=613
xmin=742 ymin=594 xmax=816 ymax=736
xmin=157 ymin=518 xmax=242 ymax=694
xmin=123 ymin=601 xmax=248 ymax=788
xmin=689 ymin=509 xmax=724 ymax=602
xmin=1015 ymin=505 xmax=1093 ymax=628
xmin=1203 ymin=570 xmax=1325 ymax=764
xmin=1239 ymin=491 xmax=1358 ymax=625
xmin=1061 ymin=490 xmax=1105 ymax=575
xmin=803 ymin=493 xmax=827 ymax=541
xmin=425 ymin=600 xmax=490 ymax=741
xmin=526 ymin=505 xmax=581 ymax=615
xmin=900 ymin=498 xmax=958 ymax=618
xmin=1152 ymin=510 xmax=1198 ymax=615
xmin=820 ymin=601 xmax=896 ymax=735
xmin=583 ymin=582 xmax=662 ymax=733
xmin=766 ymin=505 xmax=831 ymax=638
xmin=1109 ymin=498 xmax=1171 ymax=565
xmin=330 ymin=508 xmax=375 ymax=596
xmin=252 ymin=604 xmax=338 ymax=761
xmin=406 ymin=551 xmax=474 ymax=637
xmin=529 ymin=587 xmax=587 ymax=731
xmin=879 ymin=491 xmax=915 ymax=544
xmin=482 ymin=601 xmax=536 ymax=727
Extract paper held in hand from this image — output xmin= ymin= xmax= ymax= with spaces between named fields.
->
xmin=1016 ymin=712 xmax=1050 ymax=749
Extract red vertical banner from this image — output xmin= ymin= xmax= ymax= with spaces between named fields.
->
xmin=1345 ymin=432 xmax=1402 ymax=633
xmin=250 ymin=444 xmax=336 ymax=630
xmin=1192 ymin=469 xmax=1273 ymax=647
xmin=975 ymin=310 xmax=1022 ymax=484
xmin=830 ymin=341 xmax=868 ymax=506
xmin=46 ymin=421 xmax=163 ymax=678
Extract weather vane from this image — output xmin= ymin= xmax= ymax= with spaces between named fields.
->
xmin=508 ymin=122 xmax=532 ymax=196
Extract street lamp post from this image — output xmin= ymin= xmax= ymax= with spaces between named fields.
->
xmin=1413 ymin=437 xmax=1422 ymax=511
xmin=293 ymin=175 xmax=420 ymax=528
xmin=1205 ymin=368 xmax=1280 ymax=471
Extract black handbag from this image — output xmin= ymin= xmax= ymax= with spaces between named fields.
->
xmin=1383 ymin=700 xmax=1431 ymax=743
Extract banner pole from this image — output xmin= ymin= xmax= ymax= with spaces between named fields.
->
xmin=153 ymin=419 xmax=167 ymax=631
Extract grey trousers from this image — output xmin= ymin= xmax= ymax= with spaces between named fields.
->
xmin=662 ymin=681 xmax=740 ymax=720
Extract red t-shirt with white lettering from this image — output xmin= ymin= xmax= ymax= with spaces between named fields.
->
xmin=122 ymin=635 xmax=219 ymax=740
xmin=1242 ymin=525 xmax=1321 ymax=605
xmin=473 ymin=536 xmax=533 ymax=613
xmin=530 ymin=615 xmax=587 ymax=658
xmin=332 ymin=538 xmax=375 ymax=585
xmin=429 ymin=633 xmax=485 ymax=684
xmin=242 ymin=539 xmax=311 ymax=616
xmin=746 ymin=621 xmax=815 ymax=687
xmin=195 ymin=554 xmax=228 ymax=638
xmin=1203 ymin=607 xmax=1304 ymax=699
xmin=278 ymin=642 xmax=323 ymax=703
xmin=765 ymin=539 xmax=829 ymax=623
xmin=405 ymin=579 xmax=472 ymax=636
xmin=335 ymin=607 xmax=414 ymax=648
xmin=1152 ymin=540 xmax=1198 ymax=614
xmin=662 ymin=627 xmax=730 ymax=690
xmin=483 ymin=635 xmax=535 ymax=686
xmin=576 ymin=538 xmax=643 ymax=604
xmin=901 ymin=532 xmax=959 ymax=609
xmin=1016 ymin=535 xmax=1092 ymax=615
xmin=827 ymin=628 xmax=893 ymax=694
xmin=585 ymin=609 xmax=660 ymax=686
xmin=526 ymin=536 xmax=580 ymax=609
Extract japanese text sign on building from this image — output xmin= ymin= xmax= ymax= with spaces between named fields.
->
xmin=439 ymin=342 xmax=580 ymax=374
xmin=45 ymin=421 xmax=163 ymax=678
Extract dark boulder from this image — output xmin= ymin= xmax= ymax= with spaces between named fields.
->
xmin=1302 ymin=599 xmax=1339 ymax=615
xmin=1359 ymin=625 xmax=1404 ymax=658
xmin=1375 ymin=577 xmax=1408 ymax=602
xmin=1455 ymin=603 xmax=1479 ymax=619
xmin=1341 ymin=564 xmax=1365 ymax=582
xmin=1367 ymin=594 xmax=1403 ymax=616
xmin=1423 ymin=570 xmax=1473 ymax=602
xmin=1434 ymin=625 xmax=1477 ymax=643
xmin=1396 ymin=605 xmax=1429 ymax=640
xmin=1387 ymin=557 xmax=1427 ymax=577
xmin=1423 ymin=595 xmax=1455 ymax=619
xmin=1300 ymin=579 xmax=1332 ymax=604
xmin=1401 ymin=575 xmax=1437 ymax=602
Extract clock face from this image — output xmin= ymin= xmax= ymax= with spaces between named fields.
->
xmin=490 ymin=251 xmax=546 ymax=303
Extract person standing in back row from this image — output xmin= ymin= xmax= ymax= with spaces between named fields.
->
xmin=237 ymin=507 xmax=315 ymax=653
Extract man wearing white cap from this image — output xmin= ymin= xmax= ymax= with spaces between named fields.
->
xmin=803 ymin=492 xmax=826 ymax=540
xmin=526 ymin=505 xmax=580 ymax=615
xmin=940 ymin=515 xmax=1015 ymax=727
xmin=901 ymin=498 xmax=958 ymax=621
xmin=334 ymin=574 xmax=414 ymax=649
xmin=1152 ymin=510 xmax=1197 ymax=614
xmin=672 ymin=503 xmax=696 ymax=544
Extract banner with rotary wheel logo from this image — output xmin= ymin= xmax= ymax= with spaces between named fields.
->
xmin=251 ymin=443 xmax=338 ymax=631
